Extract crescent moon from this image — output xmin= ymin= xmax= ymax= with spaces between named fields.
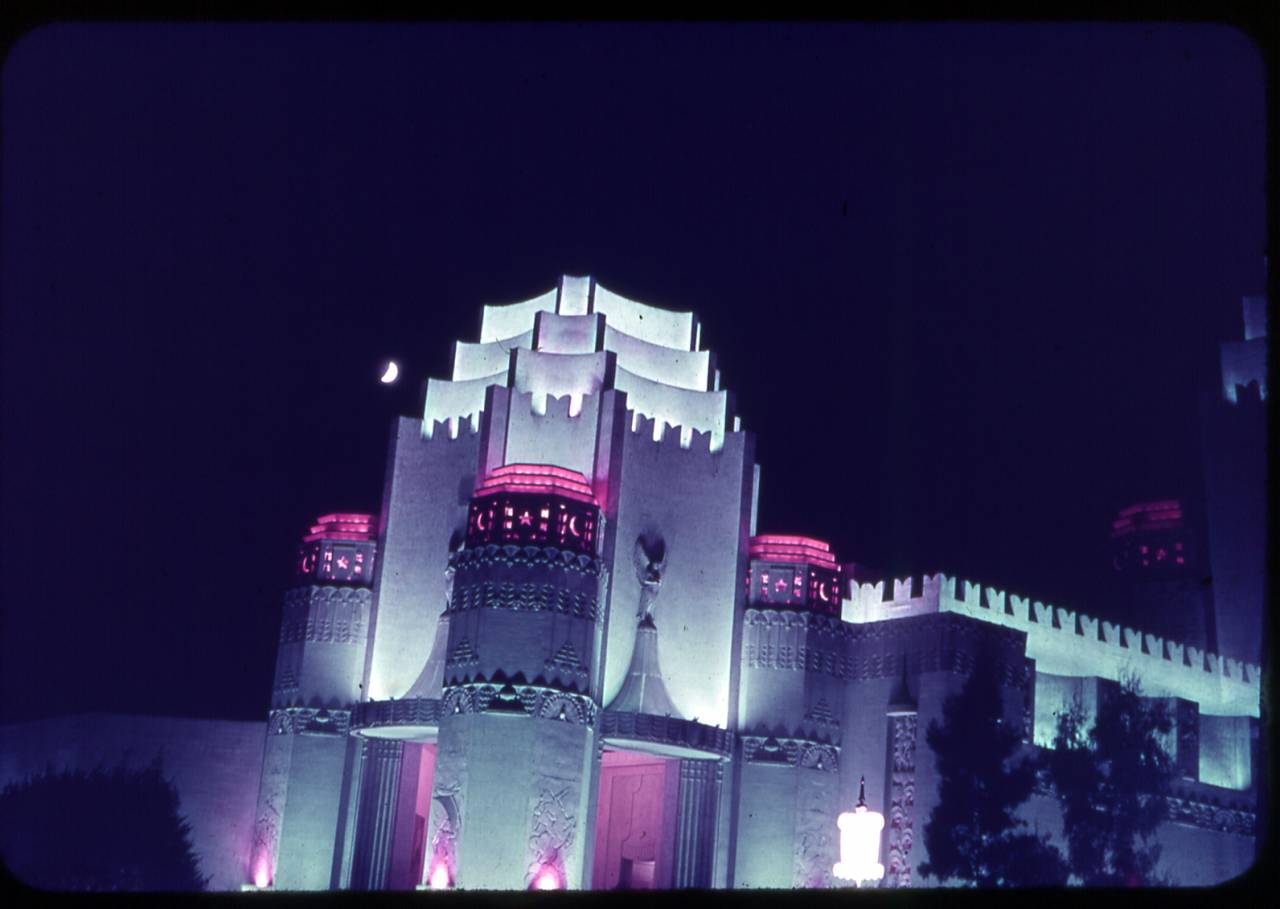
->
xmin=567 ymin=515 xmax=580 ymax=536
xmin=379 ymin=360 xmax=399 ymax=384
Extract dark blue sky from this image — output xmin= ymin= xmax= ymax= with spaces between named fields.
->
xmin=0 ymin=23 xmax=1267 ymax=723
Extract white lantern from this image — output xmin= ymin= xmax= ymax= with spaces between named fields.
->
xmin=832 ymin=776 xmax=885 ymax=887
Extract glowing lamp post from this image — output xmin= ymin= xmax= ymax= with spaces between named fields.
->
xmin=832 ymin=776 xmax=885 ymax=887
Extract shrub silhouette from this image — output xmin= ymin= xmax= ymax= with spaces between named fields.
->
xmin=0 ymin=758 xmax=207 ymax=891
xmin=919 ymin=653 xmax=1067 ymax=886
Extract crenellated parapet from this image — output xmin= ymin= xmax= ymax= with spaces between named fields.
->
xmin=844 ymin=572 xmax=1261 ymax=717
xmin=426 ymin=363 xmax=736 ymax=450
xmin=625 ymin=410 xmax=743 ymax=454
xmin=421 ymin=412 xmax=484 ymax=442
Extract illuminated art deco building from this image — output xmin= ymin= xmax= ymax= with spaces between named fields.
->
xmin=0 ymin=277 xmax=1265 ymax=890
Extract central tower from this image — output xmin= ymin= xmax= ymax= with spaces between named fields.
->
xmin=332 ymin=275 xmax=759 ymax=889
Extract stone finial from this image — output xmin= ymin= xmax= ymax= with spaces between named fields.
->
xmin=605 ymin=613 xmax=682 ymax=719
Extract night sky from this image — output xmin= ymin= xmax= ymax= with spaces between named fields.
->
xmin=0 ymin=24 xmax=1267 ymax=724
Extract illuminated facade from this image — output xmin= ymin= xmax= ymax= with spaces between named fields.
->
xmin=0 ymin=276 xmax=1262 ymax=890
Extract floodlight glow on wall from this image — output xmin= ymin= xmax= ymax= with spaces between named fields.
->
xmin=245 ymin=855 xmax=272 ymax=890
xmin=832 ymin=776 xmax=885 ymax=887
xmin=427 ymin=860 xmax=452 ymax=890
xmin=532 ymin=865 xmax=562 ymax=890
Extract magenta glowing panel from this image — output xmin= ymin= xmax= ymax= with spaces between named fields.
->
xmin=745 ymin=563 xmax=843 ymax=616
xmin=746 ymin=535 xmax=842 ymax=617
xmin=468 ymin=465 xmax=599 ymax=555
xmin=303 ymin=513 xmax=377 ymax=542
xmin=475 ymin=463 xmax=599 ymax=506
xmin=1110 ymin=500 xmax=1184 ymax=537
xmin=296 ymin=513 xmax=378 ymax=584
xmin=748 ymin=534 xmax=840 ymax=569
xmin=1109 ymin=500 xmax=1194 ymax=574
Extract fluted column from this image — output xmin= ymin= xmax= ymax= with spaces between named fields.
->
xmin=673 ymin=759 xmax=722 ymax=887
xmin=350 ymin=738 xmax=405 ymax=890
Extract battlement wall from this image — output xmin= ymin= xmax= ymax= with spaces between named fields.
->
xmin=593 ymin=283 xmax=698 ymax=351
xmin=427 ymin=376 xmax=739 ymax=494
xmin=452 ymin=330 xmax=532 ymax=382
xmin=1220 ymin=340 xmax=1268 ymax=403
xmin=603 ymin=323 xmax=713 ymax=391
xmin=510 ymin=347 xmax=614 ymax=418
xmin=368 ymin=417 xmax=480 ymax=702
xmin=423 ymin=373 xmax=501 ymax=439
xmin=479 ymin=287 xmax=558 ymax=343
xmin=626 ymin=411 xmax=732 ymax=456
xmin=606 ymin=414 xmax=755 ymax=730
xmin=617 ymin=367 xmax=732 ymax=450
xmin=499 ymin=390 xmax=609 ymax=484
xmin=474 ymin=280 xmax=700 ymax=352
xmin=844 ymin=573 xmax=1259 ymax=717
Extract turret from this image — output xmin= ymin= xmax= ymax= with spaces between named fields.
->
xmin=250 ymin=514 xmax=377 ymax=890
xmin=426 ymin=464 xmax=604 ymax=890
xmin=733 ymin=534 xmax=846 ymax=888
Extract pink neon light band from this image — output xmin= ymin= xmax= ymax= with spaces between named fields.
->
xmin=302 ymin=513 xmax=377 ymax=543
xmin=475 ymin=463 xmax=599 ymax=506
xmin=749 ymin=534 xmax=839 ymax=569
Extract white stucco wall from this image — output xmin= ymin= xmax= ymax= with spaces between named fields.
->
xmin=366 ymin=417 xmax=479 ymax=701
xmin=605 ymin=424 xmax=755 ymax=728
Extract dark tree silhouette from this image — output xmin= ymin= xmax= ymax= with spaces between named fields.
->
xmin=1043 ymin=675 xmax=1174 ymax=886
xmin=0 ymin=758 xmax=207 ymax=891
xmin=919 ymin=654 xmax=1067 ymax=887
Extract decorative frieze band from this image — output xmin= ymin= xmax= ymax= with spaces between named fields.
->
xmin=451 ymin=543 xmax=603 ymax=577
xmin=1166 ymin=796 xmax=1256 ymax=836
xmin=279 ymin=585 xmax=371 ymax=645
xmin=744 ymin=640 xmax=847 ymax=676
xmin=599 ymin=710 xmax=734 ymax=758
xmin=441 ymin=681 xmax=597 ymax=727
xmin=740 ymin=734 xmax=839 ymax=772
xmin=351 ymin=697 xmax=443 ymax=733
xmin=744 ymin=643 xmax=1026 ymax=686
xmin=267 ymin=706 xmax=352 ymax=737
xmin=1032 ymin=774 xmax=1256 ymax=837
xmin=449 ymin=579 xmax=600 ymax=621
xmin=744 ymin=611 xmax=1030 ymax=686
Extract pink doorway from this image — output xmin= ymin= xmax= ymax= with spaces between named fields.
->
xmin=592 ymin=749 xmax=679 ymax=890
